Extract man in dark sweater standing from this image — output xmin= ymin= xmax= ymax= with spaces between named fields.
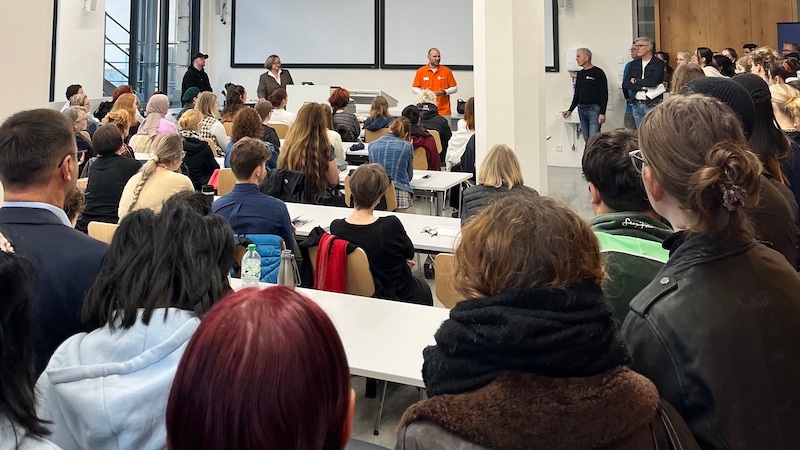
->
xmin=562 ymin=48 xmax=608 ymax=142
xmin=181 ymin=52 xmax=212 ymax=103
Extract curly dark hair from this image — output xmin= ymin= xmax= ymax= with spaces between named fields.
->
xmin=231 ymin=108 xmax=264 ymax=143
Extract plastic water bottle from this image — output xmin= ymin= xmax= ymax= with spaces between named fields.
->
xmin=241 ymin=244 xmax=261 ymax=287
xmin=277 ymin=249 xmax=297 ymax=287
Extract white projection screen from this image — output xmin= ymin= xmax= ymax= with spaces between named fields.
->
xmin=382 ymin=0 xmax=474 ymax=68
xmin=232 ymin=0 xmax=378 ymax=67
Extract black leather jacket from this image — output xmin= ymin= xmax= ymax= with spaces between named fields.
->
xmin=622 ymin=232 xmax=800 ymax=449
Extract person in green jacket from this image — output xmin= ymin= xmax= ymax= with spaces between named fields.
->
xmin=582 ymin=129 xmax=672 ymax=323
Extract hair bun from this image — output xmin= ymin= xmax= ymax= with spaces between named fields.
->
xmin=692 ymin=141 xmax=761 ymax=213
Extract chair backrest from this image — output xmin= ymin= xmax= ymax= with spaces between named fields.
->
xmin=384 ymin=182 xmax=398 ymax=212
xmin=308 ymin=245 xmax=376 ymax=297
xmin=343 ymin=175 xmax=397 ymax=212
xmin=202 ymin=137 xmax=216 ymax=151
xmin=128 ymin=134 xmax=152 ymax=153
xmin=87 ymin=221 xmax=119 ymax=245
xmin=217 ymin=168 xmax=237 ymax=196
xmin=434 ymin=253 xmax=461 ymax=309
xmin=79 ymin=130 xmax=92 ymax=143
xmin=365 ymin=128 xmax=389 ymax=143
xmin=222 ymin=121 xmax=233 ymax=137
xmin=413 ymin=147 xmax=428 ymax=170
xmin=272 ymin=123 xmax=290 ymax=139
xmin=428 ymin=129 xmax=443 ymax=154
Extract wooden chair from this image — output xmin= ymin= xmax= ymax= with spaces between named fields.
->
xmin=343 ymin=176 xmax=398 ymax=212
xmin=364 ymin=128 xmax=389 ymax=143
xmin=222 ymin=121 xmax=233 ymax=137
xmin=217 ymin=168 xmax=237 ymax=196
xmin=271 ymin=123 xmax=290 ymax=139
xmin=87 ymin=221 xmax=119 ymax=245
xmin=79 ymin=130 xmax=92 ymax=143
xmin=201 ymin=137 xmax=216 ymax=151
xmin=413 ymin=147 xmax=428 ymax=170
xmin=434 ymin=253 xmax=461 ymax=309
xmin=428 ymin=129 xmax=443 ymax=154
xmin=308 ymin=245 xmax=376 ymax=297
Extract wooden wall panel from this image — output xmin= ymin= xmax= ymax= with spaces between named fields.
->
xmin=657 ymin=0 xmax=750 ymax=57
xmin=751 ymin=0 xmax=797 ymax=49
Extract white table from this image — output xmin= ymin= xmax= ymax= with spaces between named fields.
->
xmin=229 ymin=279 xmax=450 ymax=388
xmin=286 ymin=203 xmax=460 ymax=254
xmin=135 ymin=152 xmax=225 ymax=168
xmin=339 ymin=163 xmax=471 ymax=216
xmin=343 ymin=141 xmax=369 ymax=158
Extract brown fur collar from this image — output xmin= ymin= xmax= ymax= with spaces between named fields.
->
xmin=398 ymin=367 xmax=658 ymax=450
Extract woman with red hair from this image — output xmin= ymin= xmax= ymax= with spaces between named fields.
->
xmin=166 ymin=286 xmax=356 ymax=450
xmin=329 ymin=87 xmax=361 ymax=142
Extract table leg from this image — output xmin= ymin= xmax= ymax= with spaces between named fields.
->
xmin=436 ymin=191 xmax=444 ymax=216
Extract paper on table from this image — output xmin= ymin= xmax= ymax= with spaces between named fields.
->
xmin=432 ymin=226 xmax=460 ymax=237
xmin=646 ymin=83 xmax=667 ymax=99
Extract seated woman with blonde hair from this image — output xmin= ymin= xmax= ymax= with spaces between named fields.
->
xmin=460 ymin=144 xmax=539 ymax=224
xmin=396 ymin=191 xmax=697 ymax=449
xmin=179 ymin=109 xmax=219 ymax=190
xmin=194 ymin=92 xmax=229 ymax=157
xmin=118 ymin=133 xmax=194 ymax=219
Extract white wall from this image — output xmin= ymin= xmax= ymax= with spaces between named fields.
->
xmin=544 ymin=2 xmax=635 ymax=167
xmin=0 ymin=0 xmax=53 ymax=120
xmin=54 ymin=0 xmax=106 ymax=101
xmin=201 ymin=1 xmax=632 ymax=169
xmin=200 ymin=1 xmax=473 ymax=114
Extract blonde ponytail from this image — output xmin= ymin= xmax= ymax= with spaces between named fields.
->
xmin=125 ymin=133 xmax=184 ymax=214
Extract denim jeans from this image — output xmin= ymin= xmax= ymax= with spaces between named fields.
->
xmin=632 ymin=102 xmax=654 ymax=129
xmin=578 ymin=104 xmax=602 ymax=142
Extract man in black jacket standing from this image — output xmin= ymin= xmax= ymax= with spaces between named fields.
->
xmin=622 ymin=37 xmax=665 ymax=129
xmin=181 ymin=52 xmax=212 ymax=102
xmin=562 ymin=47 xmax=608 ymax=142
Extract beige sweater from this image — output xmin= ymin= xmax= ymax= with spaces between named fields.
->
xmin=118 ymin=170 xmax=194 ymax=220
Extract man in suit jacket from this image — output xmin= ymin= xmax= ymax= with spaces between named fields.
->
xmin=622 ymin=36 xmax=665 ymax=129
xmin=0 ymin=109 xmax=108 ymax=374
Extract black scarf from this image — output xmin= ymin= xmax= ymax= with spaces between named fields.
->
xmin=423 ymin=281 xmax=630 ymax=397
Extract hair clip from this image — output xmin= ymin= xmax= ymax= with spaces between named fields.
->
xmin=0 ymin=231 xmax=15 ymax=254
xmin=720 ymin=183 xmax=747 ymax=211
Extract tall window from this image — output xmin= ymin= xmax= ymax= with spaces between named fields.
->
xmin=634 ymin=0 xmax=656 ymax=45
xmin=103 ymin=0 xmax=199 ymax=106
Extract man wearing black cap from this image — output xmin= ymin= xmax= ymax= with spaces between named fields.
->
xmin=181 ymin=52 xmax=212 ymax=101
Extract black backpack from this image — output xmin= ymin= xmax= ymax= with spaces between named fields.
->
xmin=93 ymin=101 xmax=114 ymax=122
xmin=258 ymin=169 xmax=314 ymax=204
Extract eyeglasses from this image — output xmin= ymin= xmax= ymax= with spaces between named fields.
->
xmin=629 ymin=149 xmax=648 ymax=173
xmin=57 ymin=150 xmax=87 ymax=168
xmin=181 ymin=151 xmax=187 ymax=160
xmin=422 ymin=227 xmax=438 ymax=236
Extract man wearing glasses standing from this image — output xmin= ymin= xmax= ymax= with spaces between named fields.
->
xmin=0 ymin=109 xmax=108 ymax=374
xmin=622 ymin=42 xmax=640 ymax=130
xmin=622 ymin=37 xmax=665 ymax=129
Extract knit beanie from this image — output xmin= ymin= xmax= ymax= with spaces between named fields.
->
xmin=731 ymin=73 xmax=772 ymax=107
xmin=681 ymin=77 xmax=756 ymax=138
xmin=182 ymin=87 xmax=201 ymax=103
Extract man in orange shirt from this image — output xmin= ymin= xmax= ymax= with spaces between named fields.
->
xmin=412 ymin=48 xmax=458 ymax=120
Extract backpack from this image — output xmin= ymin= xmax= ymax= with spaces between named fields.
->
xmin=335 ymin=123 xmax=357 ymax=142
xmin=258 ymin=168 xmax=314 ymax=204
xmin=94 ymin=101 xmax=114 ymax=122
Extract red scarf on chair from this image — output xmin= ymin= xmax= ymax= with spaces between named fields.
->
xmin=315 ymin=232 xmax=348 ymax=293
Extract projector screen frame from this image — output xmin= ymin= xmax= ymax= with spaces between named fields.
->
xmin=229 ymin=0 xmax=381 ymax=69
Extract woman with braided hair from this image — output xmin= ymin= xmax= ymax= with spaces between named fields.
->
xmin=118 ymin=133 xmax=193 ymax=220
xmin=622 ymin=94 xmax=800 ymax=449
